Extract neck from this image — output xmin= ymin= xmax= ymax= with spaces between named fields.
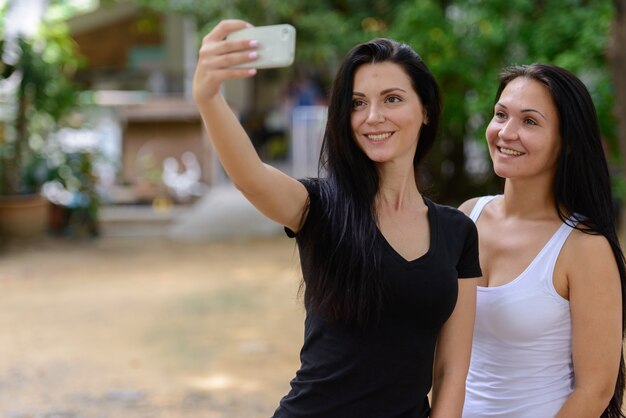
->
xmin=376 ymin=164 xmax=421 ymax=211
xmin=501 ymin=176 xmax=559 ymax=221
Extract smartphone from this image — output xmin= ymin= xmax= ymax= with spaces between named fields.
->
xmin=226 ymin=24 xmax=296 ymax=69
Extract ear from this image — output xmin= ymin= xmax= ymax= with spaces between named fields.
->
xmin=423 ymin=109 xmax=429 ymax=125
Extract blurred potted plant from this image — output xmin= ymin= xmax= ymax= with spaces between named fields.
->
xmin=44 ymin=126 xmax=102 ymax=237
xmin=0 ymin=20 xmax=83 ymax=238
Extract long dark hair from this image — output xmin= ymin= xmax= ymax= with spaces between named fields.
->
xmin=495 ymin=63 xmax=626 ymax=418
xmin=296 ymin=38 xmax=441 ymax=326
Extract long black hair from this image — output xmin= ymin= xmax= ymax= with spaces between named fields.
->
xmin=496 ymin=63 xmax=626 ymax=418
xmin=296 ymin=38 xmax=441 ymax=326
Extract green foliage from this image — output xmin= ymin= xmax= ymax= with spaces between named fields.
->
xmin=15 ymin=34 xmax=80 ymax=123
xmin=46 ymin=148 xmax=101 ymax=237
xmin=392 ymin=0 xmax=616 ymax=200
xmin=136 ymin=0 xmax=395 ymax=81
xmin=0 ymin=7 xmax=84 ymax=195
xmin=134 ymin=0 xmax=617 ymax=202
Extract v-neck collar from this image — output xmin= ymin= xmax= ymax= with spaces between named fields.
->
xmin=377 ymin=197 xmax=437 ymax=268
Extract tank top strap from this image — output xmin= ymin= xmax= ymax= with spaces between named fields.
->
xmin=541 ymin=215 xmax=578 ymax=259
xmin=468 ymin=195 xmax=499 ymax=222
xmin=526 ymin=215 xmax=579 ymax=295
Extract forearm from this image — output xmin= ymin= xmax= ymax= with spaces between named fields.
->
xmin=197 ymin=93 xmax=270 ymax=194
xmin=430 ymin=371 xmax=466 ymax=418
xmin=430 ymin=279 xmax=477 ymax=418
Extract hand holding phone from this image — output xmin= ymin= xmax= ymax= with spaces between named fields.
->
xmin=226 ymin=24 xmax=296 ymax=69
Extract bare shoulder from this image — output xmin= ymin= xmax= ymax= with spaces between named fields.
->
xmin=457 ymin=197 xmax=481 ymax=216
xmin=565 ymin=228 xmax=613 ymax=258
xmin=563 ymin=228 xmax=620 ymax=284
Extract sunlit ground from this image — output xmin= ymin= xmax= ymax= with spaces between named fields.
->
xmin=0 ymin=235 xmax=304 ymax=417
xmin=3 ymin=231 xmax=626 ymax=417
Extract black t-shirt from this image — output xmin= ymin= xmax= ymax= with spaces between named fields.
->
xmin=275 ymin=180 xmax=481 ymax=418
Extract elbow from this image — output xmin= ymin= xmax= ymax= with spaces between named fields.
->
xmin=575 ymin=381 xmax=617 ymax=412
xmin=433 ymin=364 xmax=469 ymax=389
xmin=595 ymin=373 xmax=619 ymax=408
xmin=596 ymin=383 xmax=617 ymax=410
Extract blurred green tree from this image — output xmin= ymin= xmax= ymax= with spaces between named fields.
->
xmin=0 ymin=0 xmax=84 ymax=195
xmin=136 ymin=0 xmax=619 ymax=208
xmin=609 ymin=0 xmax=626 ymax=237
xmin=389 ymin=0 xmax=616 ymax=204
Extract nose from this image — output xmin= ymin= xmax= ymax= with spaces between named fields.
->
xmin=366 ymin=104 xmax=385 ymax=124
xmin=498 ymin=119 xmax=519 ymax=141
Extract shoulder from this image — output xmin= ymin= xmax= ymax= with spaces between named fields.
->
xmin=427 ymin=198 xmax=463 ymax=218
xmin=299 ymin=177 xmax=329 ymax=206
xmin=426 ymin=198 xmax=477 ymax=237
xmin=426 ymin=198 xmax=482 ymax=276
xmin=457 ymin=197 xmax=481 ymax=216
xmin=565 ymin=228 xmax=613 ymax=259
xmin=427 ymin=198 xmax=473 ymax=224
xmin=559 ymin=228 xmax=623 ymax=327
xmin=562 ymin=228 xmax=620 ymax=284
xmin=285 ymin=177 xmax=325 ymax=238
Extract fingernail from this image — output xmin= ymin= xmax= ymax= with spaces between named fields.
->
xmin=248 ymin=69 xmax=257 ymax=75
xmin=246 ymin=23 xmax=253 ymax=28
xmin=249 ymin=39 xmax=258 ymax=48
xmin=248 ymin=51 xmax=258 ymax=59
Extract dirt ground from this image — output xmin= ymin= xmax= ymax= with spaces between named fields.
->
xmin=0 ymin=234 xmax=305 ymax=417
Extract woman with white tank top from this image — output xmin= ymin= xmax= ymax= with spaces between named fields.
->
xmin=459 ymin=64 xmax=626 ymax=418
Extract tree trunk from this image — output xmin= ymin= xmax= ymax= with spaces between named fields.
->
xmin=609 ymin=0 xmax=626 ymax=242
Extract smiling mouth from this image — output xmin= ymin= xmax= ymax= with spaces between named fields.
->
xmin=366 ymin=132 xmax=393 ymax=141
xmin=498 ymin=146 xmax=524 ymax=156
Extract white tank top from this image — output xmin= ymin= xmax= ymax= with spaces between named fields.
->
xmin=463 ymin=196 xmax=575 ymax=418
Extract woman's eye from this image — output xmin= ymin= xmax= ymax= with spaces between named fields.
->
xmin=494 ymin=111 xmax=506 ymax=120
xmin=386 ymin=96 xmax=402 ymax=103
xmin=352 ymin=99 xmax=366 ymax=109
xmin=524 ymin=118 xmax=538 ymax=126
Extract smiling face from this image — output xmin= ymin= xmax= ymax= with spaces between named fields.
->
xmin=486 ymin=76 xmax=561 ymax=181
xmin=350 ymin=62 xmax=426 ymax=167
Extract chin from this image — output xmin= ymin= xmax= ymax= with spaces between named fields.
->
xmin=492 ymin=164 xmax=513 ymax=179
xmin=364 ymin=152 xmax=391 ymax=163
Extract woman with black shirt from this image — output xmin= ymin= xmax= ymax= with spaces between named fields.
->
xmin=193 ymin=19 xmax=481 ymax=417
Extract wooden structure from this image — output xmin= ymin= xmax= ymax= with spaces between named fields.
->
xmin=67 ymin=2 xmax=208 ymax=204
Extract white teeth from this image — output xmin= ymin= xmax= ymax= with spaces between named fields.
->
xmin=499 ymin=147 xmax=524 ymax=156
xmin=367 ymin=133 xmax=392 ymax=141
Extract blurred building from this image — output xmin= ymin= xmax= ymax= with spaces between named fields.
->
xmin=66 ymin=1 xmax=217 ymax=205
xmin=64 ymin=2 xmax=327 ymax=239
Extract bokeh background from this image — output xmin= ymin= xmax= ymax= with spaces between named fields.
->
xmin=1 ymin=0 xmax=625 ymax=239
xmin=0 ymin=0 xmax=625 ymax=416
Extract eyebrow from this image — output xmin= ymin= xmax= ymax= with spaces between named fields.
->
xmin=496 ymin=102 xmax=547 ymax=120
xmin=353 ymin=87 xmax=408 ymax=97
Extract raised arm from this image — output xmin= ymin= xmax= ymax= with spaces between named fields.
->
xmin=192 ymin=20 xmax=308 ymax=232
